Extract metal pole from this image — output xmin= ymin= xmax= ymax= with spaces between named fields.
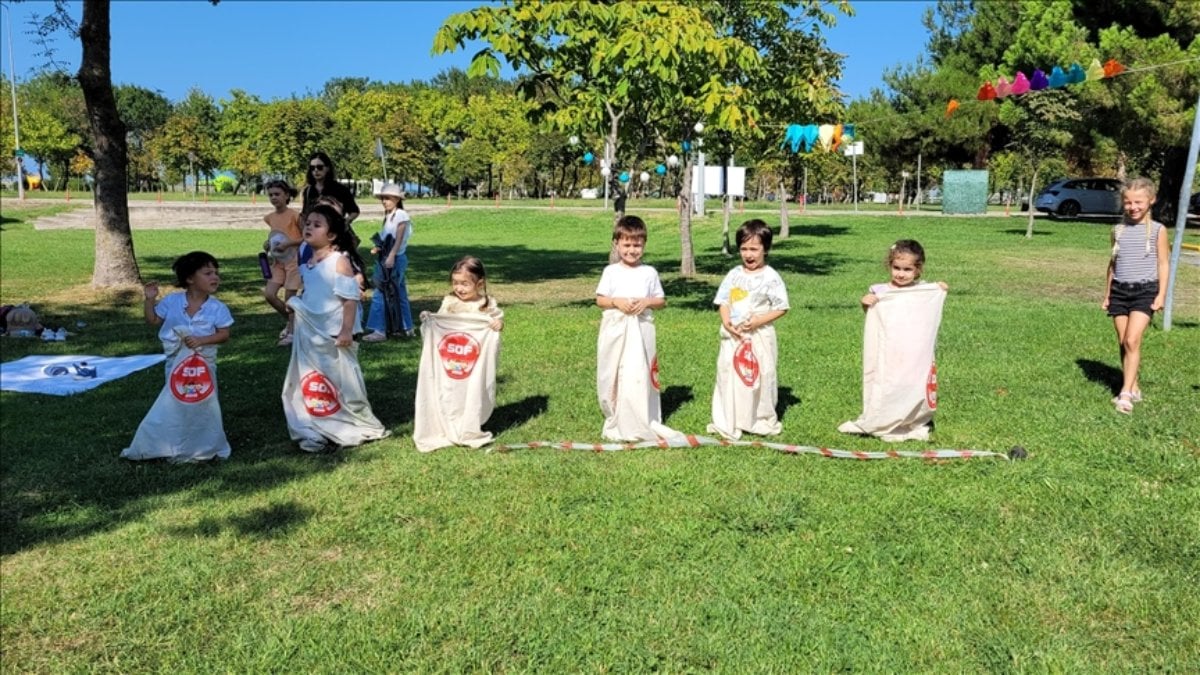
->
xmin=852 ymin=151 xmax=859 ymax=212
xmin=1163 ymin=91 xmax=1200 ymax=331
xmin=2 ymin=1 xmax=25 ymax=200
xmin=695 ymin=150 xmax=706 ymax=216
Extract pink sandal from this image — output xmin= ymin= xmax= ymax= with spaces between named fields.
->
xmin=1114 ymin=392 xmax=1133 ymax=415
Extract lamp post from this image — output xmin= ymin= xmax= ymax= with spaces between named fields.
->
xmin=1 ymin=1 xmax=25 ymax=200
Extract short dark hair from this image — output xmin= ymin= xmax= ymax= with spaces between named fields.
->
xmin=613 ymin=215 xmax=647 ymax=242
xmin=887 ymin=239 xmax=926 ymax=268
xmin=172 ymin=251 xmax=219 ymax=287
xmin=736 ymin=219 xmax=773 ymax=253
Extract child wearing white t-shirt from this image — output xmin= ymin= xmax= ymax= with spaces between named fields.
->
xmin=595 ymin=215 xmax=679 ymax=442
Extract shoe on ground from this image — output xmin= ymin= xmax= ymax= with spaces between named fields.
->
xmin=1114 ymin=392 xmax=1134 ymax=415
xmin=276 ymin=334 xmax=293 ymax=347
xmin=42 ymin=328 xmax=56 ymax=341
xmin=55 ymin=328 xmax=67 ymax=341
xmin=362 ymin=331 xmax=387 ymax=343
xmin=279 ymin=327 xmax=291 ymax=339
xmin=1111 ymin=390 xmax=1143 ymax=405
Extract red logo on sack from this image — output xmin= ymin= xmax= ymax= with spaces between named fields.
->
xmin=438 ymin=332 xmax=481 ymax=380
xmin=650 ymin=356 xmax=661 ymax=391
xmin=301 ymin=371 xmax=341 ymax=417
xmin=170 ymin=353 xmax=214 ymax=403
xmin=734 ymin=339 xmax=759 ymax=387
xmin=926 ymin=362 xmax=938 ymax=410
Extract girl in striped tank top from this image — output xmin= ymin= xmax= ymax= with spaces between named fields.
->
xmin=1102 ymin=177 xmax=1169 ymax=414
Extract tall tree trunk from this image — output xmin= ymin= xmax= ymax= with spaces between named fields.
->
xmin=678 ymin=156 xmax=696 ymax=276
xmin=79 ymin=0 xmax=140 ymax=287
xmin=1025 ymin=166 xmax=1039 ymax=239
xmin=778 ymin=179 xmax=790 ymax=238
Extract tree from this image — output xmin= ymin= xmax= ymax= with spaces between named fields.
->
xmin=217 ymin=89 xmax=264 ymax=192
xmin=115 ymin=84 xmax=170 ymax=191
xmin=77 ymin=0 xmax=140 ymax=287
xmin=435 ymin=1 xmax=766 ymax=275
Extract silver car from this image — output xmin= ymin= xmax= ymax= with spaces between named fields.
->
xmin=1034 ymin=178 xmax=1123 ymax=218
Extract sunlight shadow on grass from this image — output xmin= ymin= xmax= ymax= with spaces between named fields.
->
xmin=777 ymin=386 xmax=801 ymax=421
xmin=661 ymin=385 xmax=694 ymax=422
xmin=165 ymin=501 xmax=314 ymax=540
xmin=489 ymin=394 xmax=549 ymax=435
xmin=1076 ymin=358 xmax=1122 ymax=396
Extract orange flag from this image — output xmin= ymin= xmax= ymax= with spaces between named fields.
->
xmin=945 ymin=99 xmax=960 ymax=118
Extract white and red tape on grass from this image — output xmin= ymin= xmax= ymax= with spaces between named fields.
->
xmin=494 ymin=434 xmax=1011 ymax=460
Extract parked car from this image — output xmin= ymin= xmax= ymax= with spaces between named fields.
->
xmin=1190 ymin=191 xmax=1200 ymax=215
xmin=1033 ymin=178 xmax=1123 ymax=218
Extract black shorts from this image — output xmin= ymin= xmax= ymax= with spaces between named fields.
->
xmin=1107 ymin=280 xmax=1158 ymax=317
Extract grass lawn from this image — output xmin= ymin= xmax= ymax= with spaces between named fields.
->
xmin=1 ymin=202 xmax=1197 ymax=671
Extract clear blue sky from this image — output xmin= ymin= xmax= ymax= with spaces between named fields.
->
xmin=2 ymin=0 xmax=931 ymax=104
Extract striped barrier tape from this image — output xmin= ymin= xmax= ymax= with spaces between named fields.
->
xmin=493 ymin=434 xmax=1014 ymax=461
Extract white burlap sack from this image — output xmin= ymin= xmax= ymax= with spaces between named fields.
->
xmin=839 ymin=284 xmax=945 ymax=442
xmin=121 ymin=328 xmax=230 ymax=462
xmin=282 ymin=301 xmax=388 ymax=452
xmin=596 ymin=309 xmax=681 ymax=442
xmin=707 ymin=325 xmax=782 ymax=440
xmin=413 ymin=311 xmax=502 ymax=452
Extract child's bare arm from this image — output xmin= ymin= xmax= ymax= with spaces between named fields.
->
xmin=143 ymin=283 xmax=163 ymax=326
xmin=861 ymin=293 xmax=878 ymax=311
xmin=743 ymin=309 xmax=786 ymax=331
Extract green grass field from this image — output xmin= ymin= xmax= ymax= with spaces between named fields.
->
xmin=1 ymin=202 xmax=1197 ymax=671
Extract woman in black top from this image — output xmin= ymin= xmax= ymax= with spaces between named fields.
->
xmin=301 ymin=152 xmax=360 ymax=227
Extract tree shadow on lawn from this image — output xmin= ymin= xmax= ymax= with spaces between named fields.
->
xmin=662 ymin=385 xmax=694 ymax=422
xmin=488 ymin=394 xmax=550 ymax=435
xmin=409 ymin=243 xmax=607 ymax=285
xmin=1000 ymin=228 xmax=1054 ymax=236
xmin=1076 ymin=358 xmax=1122 ymax=396
xmin=777 ymin=386 xmax=801 ymax=421
xmin=782 ymin=222 xmax=852 ymax=238
xmin=163 ymin=501 xmax=314 ymax=540
xmin=0 ymin=304 xmax=386 ymax=556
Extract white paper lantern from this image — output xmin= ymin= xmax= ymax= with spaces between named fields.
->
xmin=639 ymin=171 xmax=650 ymax=183
xmin=693 ymin=121 xmax=705 ymax=133
xmin=666 ymin=154 xmax=679 ymax=168
xmin=568 ymin=135 xmax=579 ymax=146
xmin=600 ymin=166 xmax=612 ymax=177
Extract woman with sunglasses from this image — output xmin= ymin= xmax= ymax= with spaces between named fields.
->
xmin=301 ymin=152 xmax=360 ymax=228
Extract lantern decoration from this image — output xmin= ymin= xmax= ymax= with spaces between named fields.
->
xmin=977 ymin=81 xmax=997 ymax=100
xmin=568 ymin=135 xmax=580 ymax=146
xmin=1030 ymin=69 xmax=1050 ymax=90
xmin=618 ymin=171 xmax=630 ymax=183
xmin=639 ymin=171 xmax=650 ymax=183
xmin=582 ymin=151 xmax=594 ymax=164
xmin=817 ymin=124 xmax=835 ymax=152
xmin=1048 ymin=65 xmax=1069 ymax=88
xmin=842 ymin=124 xmax=856 ymax=140
xmin=666 ymin=155 xmax=679 ymax=168
xmin=682 ymin=140 xmax=691 ymax=152
xmin=945 ymin=99 xmax=959 ymax=118
xmin=830 ymin=124 xmax=845 ymax=152
xmin=1086 ymin=58 xmax=1105 ymax=81
xmin=655 ymin=163 xmax=667 ymax=175
xmin=694 ymin=121 xmax=705 ymax=133
xmin=1010 ymin=71 xmax=1031 ymax=95
xmin=994 ymin=75 xmax=1012 ymax=98
xmin=600 ymin=166 xmax=611 ymax=177
xmin=1102 ymin=59 xmax=1125 ymax=77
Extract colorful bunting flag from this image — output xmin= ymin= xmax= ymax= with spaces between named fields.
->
xmin=1030 ymin=69 xmax=1050 ymax=90
xmin=1011 ymin=71 xmax=1031 ymax=95
xmin=945 ymin=99 xmax=959 ymax=118
xmin=977 ymin=81 xmax=996 ymax=100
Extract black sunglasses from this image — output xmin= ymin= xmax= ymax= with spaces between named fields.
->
xmin=309 ymin=164 xmax=326 ymax=170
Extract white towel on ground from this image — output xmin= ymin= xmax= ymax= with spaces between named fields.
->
xmin=1 ymin=353 xmax=165 ymax=396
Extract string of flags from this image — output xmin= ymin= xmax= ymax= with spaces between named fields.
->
xmin=780 ymin=123 xmax=857 ymax=153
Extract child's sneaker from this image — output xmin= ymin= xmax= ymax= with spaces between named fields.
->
xmin=54 ymin=328 xmax=67 ymax=341
xmin=362 ymin=331 xmax=387 ymax=343
xmin=277 ymin=333 xmax=293 ymax=347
